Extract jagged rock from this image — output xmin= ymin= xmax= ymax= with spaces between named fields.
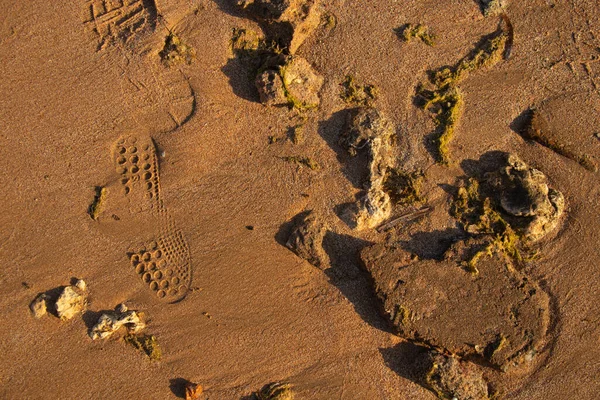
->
xmin=89 ymin=307 xmax=146 ymax=340
xmin=281 ymin=57 xmax=323 ymax=109
xmin=341 ymin=107 xmax=395 ymax=230
xmin=340 ymin=107 xmax=394 ymax=156
xmin=238 ymin=0 xmax=322 ymax=53
xmin=286 ymin=211 xmax=328 ymax=268
xmin=479 ymin=0 xmax=508 ymax=16
xmin=255 ymin=57 xmax=323 ymax=108
xmin=485 ymin=154 xmax=564 ymax=241
xmin=29 ymin=294 xmax=49 ymax=319
xmin=185 ymin=381 xmax=203 ymax=400
xmin=361 ymin=237 xmax=550 ymax=370
xmin=352 ymin=188 xmax=392 ymax=231
xmin=256 ymin=69 xmax=288 ymax=106
xmin=74 ymin=279 xmax=87 ymax=292
xmin=55 ymin=286 xmax=86 ymax=320
xmin=422 ymin=351 xmax=489 ymax=400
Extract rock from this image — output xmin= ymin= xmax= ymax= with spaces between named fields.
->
xmin=89 ymin=308 xmax=146 ymax=340
xmin=485 ymin=154 xmax=564 ymax=241
xmin=281 ymin=57 xmax=323 ymax=109
xmin=340 ymin=107 xmax=394 ymax=156
xmin=352 ymin=188 xmax=392 ymax=231
xmin=361 ymin=237 xmax=550 ymax=370
xmin=74 ymin=279 xmax=87 ymax=292
xmin=422 ymin=351 xmax=489 ymax=400
xmin=29 ymin=294 xmax=49 ymax=319
xmin=286 ymin=211 xmax=328 ymax=268
xmin=185 ymin=381 xmax=203 ymax=400
xmin=256 ymin=69 xmax=288 ymax=106
xmin=341 ymin=107 xmax=395 ymax=230
xmin=255 ymin=57 xmax=323 ymax=108
xmin=55 ymin=286 xmax=86 ymax=320
xmin=479 ymin=0 xmax=508 ymax=16
xmin=238 ymin=0 xmax=322 ymax=53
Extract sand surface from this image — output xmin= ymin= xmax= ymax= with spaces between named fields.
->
xmin=1 ymin=0 xmax=600 ymax=398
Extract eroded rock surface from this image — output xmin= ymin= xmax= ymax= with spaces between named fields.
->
xmin=55 ymin=286 xmax=86 ymax=320
xmin=423 ymin=351 xmax=489 ymax=400
xmin=30 ymin=280 xmax=88 ymax=320
xmin=341 ymin=107 xmax=395 ymax=230
xmin=255 ymin=57 xmax=323 ymax=108
xmin=238 ymin=0 xmax=322 ymax=53
xmin=286 ymin=211 xmax=328 ymax=268
xmin=281 ymin=57 xmax=323 ymax=109
xmin=479 ymin=0 xmax=508 ymax=16
xmin=89 ymin=304 xmax=146 ymax=340
xmin=485 ymin=154 xmax=564 ymax=241
xmin=256 ymin=69 xmax=288 ymax=106
xmin=361 ymin=238 xmax=550 ymax=370
xmin=29 ymin=294 xmax=49 ymax=319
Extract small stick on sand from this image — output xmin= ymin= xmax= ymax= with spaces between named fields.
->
xmin=376 ymin=206 xmax=432 ymax=233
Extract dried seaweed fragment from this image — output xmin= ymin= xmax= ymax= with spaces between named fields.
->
xmin=279 ymin=155 xmax=320 ymax=170
xmin=383 ymin=169 xmax=425 ymax=205
xmin=252 ymin=382 xmax=294 ymax=400
xmin=417 ymin=86 xmax=464 ymax=165
xmin=88 ymin=186 xmax=107 ymax=220
xmin=125 ymin=333 xmax=162 ymax=361
xmin=340 ymin=75 xmax=378 ymax=106
xmin=396 ymin=23 xmax=436 ymax=46
xmin=416 ymin=20 xmax=509 ymax=164
xmin=431 ymin=29 xmax=508 ymax=89
xmin=160 ymin=33 xmax=196 ymax=67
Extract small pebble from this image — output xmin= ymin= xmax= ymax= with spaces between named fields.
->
xmin=116 ymin=303 xmax=128 ymax=313
xmin=75 ymin=279 xmax=86 ymax=291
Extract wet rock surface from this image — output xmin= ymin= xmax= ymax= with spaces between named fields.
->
xmin=361 ymin=238 xmax=550 ymax=370
xmin=286 ymin=211 xmax=328 ymax=268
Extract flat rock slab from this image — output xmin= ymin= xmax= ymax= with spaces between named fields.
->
xmin=361 ymin=239 xmax=550 ymax=370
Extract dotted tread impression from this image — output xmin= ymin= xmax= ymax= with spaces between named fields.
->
xmin=114 ymin=134 xmax=192 ymax=303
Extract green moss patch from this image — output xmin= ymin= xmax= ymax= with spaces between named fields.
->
xmin=340 ymin=75 xmax=378 ymax=106
xmin=383 ymin=169 xmax=425 ymax=205
xmin=451 ymin=178 xmax=527 ymax=274
xmin=160 ymin=33 xmax=196 ymax=67
xmin=124 ymin=333 xmax=162 ymax=361
xmin=88 ymin=186 xmax=107 ymax=221
xmin=397 ymin=24 xmax=435 ymax=46
xmin=416 ymin=25 xmax=509 ymax=164
xmin=280 ymin=155 xmax=320 ymax=170
xmin=253 ymin=382 xmax=294 ymax=400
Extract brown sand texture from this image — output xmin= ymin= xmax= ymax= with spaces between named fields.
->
xmin=1 ymin=0 xmax=600 ymax=399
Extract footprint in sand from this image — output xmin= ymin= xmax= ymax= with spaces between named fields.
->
xmin=114 ymin=135 xmax=192 ymax=303
xmin=85 ymin=0 xmax=196 ymax=133
xmin=85 ymin=0 xmax=158 ymax=51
